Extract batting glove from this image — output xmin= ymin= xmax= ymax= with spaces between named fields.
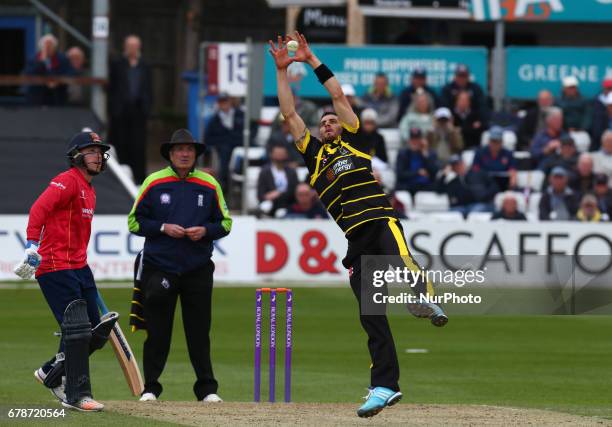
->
xmin=14 ymin=240 xmax=42 ymax=280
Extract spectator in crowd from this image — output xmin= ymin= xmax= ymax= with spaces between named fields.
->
xmin=427 ymin=107 xmax=463 ymax=166
xmin=576 ymin=194 xmax=604 ymax=222
xmin=540 ymin=136 xmax=578 ymax=181
xmin=492 ymin=193 xmax=527 ymax=221
xmin=108 ymin=34 xmax=153 ymax=184
xmin=66 ymin=46 xmax=87 ymax=105
xmin=205 ymin=92 xmax=245 ymax=188
xmin=592 ymin=130 xmax=612 ymax=185
xmin=342 ymin=83 xmax=363 ymax=118
xmin=591 ymin=92 xmax=612 ymax=150
xmin=399 ymin=91 xmax=434 ymax=141
xmin=539 ymin=166 xmax=579 ymax=221
xmin=361 ymin=72 xmax=399 ymax=128
xmin=452 ymin=90 xmax=486 ymax=149
xmin=471 ymin=126 xmax=516 ymax=191
xmin=266 ymin=114 xmax=303 ymax=167
xmin=24 ymin=34 xmax=71 ymax=106
xmin=360 ymin=108 xmax=388 ymax=163
xmin=436 ymin=154 xmax=498 ymax=218
xmin=395 ymin=128 xmax=438 ymax=195
xmin=257 ymin=145 xmax=298 ymax=216
xmin=517 ymin=89 xmax=554 ymax=149
xmin=284 ymin=183 xmax=328 ymax=219
xmin=397 ymin=67 xmax=438 ymax=121
xmin=570 ymin=153 xmax=594 ymax=195
xmin=530 ymin=107 xmax=568 ymax=168
xmin=440 ymin=64 xmax=487 ymax=121
xmin=557 ymin=76 xmax=591 ymax=132
xmin=593 ymin=173 xmax=612 ymax=219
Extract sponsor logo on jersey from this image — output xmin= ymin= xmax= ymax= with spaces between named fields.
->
xmin=332 ymin=157 xmax=355 ymax=176
xmin=81 ymin=207 xmax=94 ymax=218
xmin=198 ymin=194 xmax=204 ymax=207
xmin=50 ymin=181 xmax=66 ymax=190
xmin=160 ymin=193 xmax=171 ymax=204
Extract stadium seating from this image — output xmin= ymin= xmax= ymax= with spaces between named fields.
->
xmin=394 ymin=190 xmax=413 ymax=216
xmin=429 ymin=211 xmax=465 ymax=221
xmin=462 ymin=149 xmax=476 ymax=169
xmin=516 ymin=170 xmax=545 ymax=191
xmin=569 ymin=130 xmax=591 ymax=153
xmin=414 ymin=191 xmax=450 ymax=212
xmin=297 ymin=167 xmax=309 ymax=182
xmin=245 ymin=166 xmax=262 ymax=211
xmin=467 ymin=211 xmax=493 ymax=222
xmin=528 ymin=192 xmax=542 ymax=217
xmin=229 ymin=146 xmax=267 ymax=184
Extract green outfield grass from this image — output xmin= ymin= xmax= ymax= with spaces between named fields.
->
xmin=0 ymin=286 xmax=611 ymax=424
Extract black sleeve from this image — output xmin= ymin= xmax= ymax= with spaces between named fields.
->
xmin=343 ymin=124 xmax=373 ymax=156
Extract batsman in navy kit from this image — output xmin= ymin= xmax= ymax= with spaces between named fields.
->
xmin=270 ymin=33 xmax=448 ymax=418
xmin=14 ymin=131 xmax=119 ymax=412
xmin=128 ymin=129 xmax=232 ymax=402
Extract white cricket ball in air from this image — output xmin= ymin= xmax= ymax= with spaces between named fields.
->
xmin=287 ymin=40 xmax=299 ymax=52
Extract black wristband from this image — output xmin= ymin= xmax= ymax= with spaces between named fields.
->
xmin=314 ymin=64 xmax=334 ymax=84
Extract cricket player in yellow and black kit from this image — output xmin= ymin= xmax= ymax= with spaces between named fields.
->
xmin=270 ymin=33 xmax=448 ymax=418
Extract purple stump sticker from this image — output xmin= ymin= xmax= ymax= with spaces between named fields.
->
xmin=254 ymin=288 xmax=262 ymax=402
xmin=285 ymin=289 xmax=293 ymax=402
xmin=269 ymin=289 xmax=277 ymax=402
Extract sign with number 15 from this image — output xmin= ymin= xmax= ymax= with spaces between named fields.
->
xmin=207 ymin=43 xmax=248 ymax=96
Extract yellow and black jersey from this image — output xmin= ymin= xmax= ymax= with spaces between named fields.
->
xmin=296 ymin=120 xmax=397 ymax=235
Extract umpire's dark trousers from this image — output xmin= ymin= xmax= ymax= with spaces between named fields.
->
xmin=344 ymin=218 xmax=431 ymax=392
xmin=141 ymin=260 xmax=217 ymax=400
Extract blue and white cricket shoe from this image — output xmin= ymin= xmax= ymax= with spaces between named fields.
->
xmin=357 ymin=387 xmax=402 ymax=418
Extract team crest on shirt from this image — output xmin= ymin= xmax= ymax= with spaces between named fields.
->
xmin=161 ymin=278 xmax=170 ymax=289
xmin=338 ymin=147 xmax=349 ymax=155
xmin=326 ymin=168 xmax=335 ymax=182
xmin=160 ymin=193 xmax=171 ymax=204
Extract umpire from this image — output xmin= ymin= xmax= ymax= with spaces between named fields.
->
xmin=127 ymin=129 xmax=232 ymax=402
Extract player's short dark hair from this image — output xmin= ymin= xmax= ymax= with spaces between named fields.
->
xmin=320 ymin=111 xmax=338 ymax=121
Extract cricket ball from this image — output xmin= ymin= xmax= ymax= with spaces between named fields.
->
xmin=287 ymin=40 xmax=299 ymax=52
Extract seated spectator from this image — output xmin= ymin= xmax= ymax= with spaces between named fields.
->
xmin=570 ymin=153 xmax=594 ymax=195
xmin=205 ymin=92 xmax=245 ymax=188
xmin=267 ymin=114 xmax=303 ymax=167
xmin=427 ymin=107 xmax=464 ymax=166
xmin=576 ymin=194 xmax=604 ymax=222
xmin=540 ymin=136 xmax=578 ymax=181
xmin=557 ymin=76 xmax=591 ymax=132
xmin=342 ymin=83 xmax=363 ymax=118
xmin=592 ymin=130 xmax=612 ymax=185
xmin=284 ymin=183 xmax=328 ymax=219
xmin=530 ymin=107 xmax=568 ymax=168
xmin=257 ymin=145 xmax=298 ymax=216
xmin=24 ymin=34 xmax=71 ymax=106
xmin=66 ymin=46 xmax=87 ymax=105
xmin=440 ymin=64 xmax=487 ymax=122
xmin=517 ymin=89 xmax=554 ymax=149
xmin=452 ymin=90 xmax=486 ymax=149
xmin=472 ymin=126 xmax=516 ymax=191
xmin=539 ymin=166 xmax=579 ymax=220
xmin=272 ymin=82 xmax=319 ymax=133
xmin=591 ymin=92 xmax=612 ymax=151
xmin=359 ymin=108 xmax=388 ymax=163
xmin=593 ymin=173 xmax=612 ymax=219
xmin=492 ymin=193 xmax=527 ymax=221
xmin=361 ymin=72 xmax=399 ymax=128
xmin=395 ymin=128 xmax=438 ymax=195
xmin=397 ymin=67 xmax=438 ymax=121
xmin=399 ymin=90 xmax=434 ymax=141
xmin=436 ymin=154 xmax=498 ymax=218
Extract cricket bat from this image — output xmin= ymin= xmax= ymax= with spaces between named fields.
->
xmin=96 ymin=292 xmax=144 ymax=396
